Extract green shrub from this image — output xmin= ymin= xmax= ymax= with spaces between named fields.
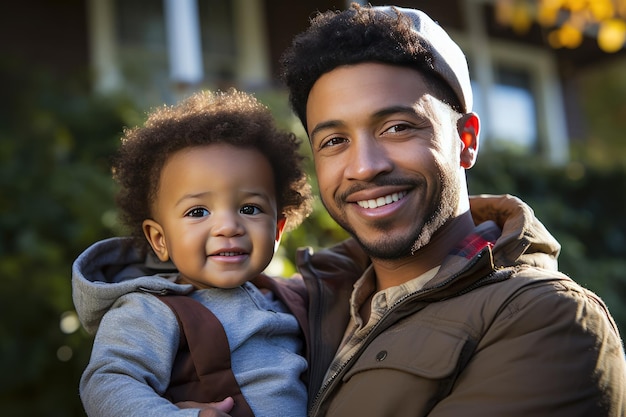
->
xmin=0 ymin=60 xmax=136 ymax=416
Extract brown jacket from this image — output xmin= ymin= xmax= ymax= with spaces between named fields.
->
xmin=298 ymin=194 xmax=626 ymax=417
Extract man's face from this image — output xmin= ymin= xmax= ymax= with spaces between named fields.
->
xmin=306 ymin=62 xmax=468 ymax=259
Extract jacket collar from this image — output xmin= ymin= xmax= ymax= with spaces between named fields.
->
xmin=298 ymin=194 xmax=561 ymax=293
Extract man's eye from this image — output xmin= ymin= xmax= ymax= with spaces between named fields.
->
xmin=320 ymin=136 xmax=347 ymax=149
xmin=240 ymin=205 xmax=261 ymax=215
xmin=385 ymin=123 xmax=409 ymax=133
xmin=185 ymin=207 xmax=209 ymax=217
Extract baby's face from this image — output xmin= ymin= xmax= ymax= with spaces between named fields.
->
xmin=144 ymin=143 xmax=281 ymax=289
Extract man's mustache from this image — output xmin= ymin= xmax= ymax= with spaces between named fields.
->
xmin=337 ymin=177 xmax=421 ymax=202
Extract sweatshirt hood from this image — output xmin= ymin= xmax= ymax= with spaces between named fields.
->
xmin=71 ymin=237 xmax=192 ymax=334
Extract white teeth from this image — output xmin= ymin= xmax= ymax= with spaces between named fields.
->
xmin=218 ymin=252 xmax=241 ymax=256
xmin=357 ymin=191 xmax=406 ymax=209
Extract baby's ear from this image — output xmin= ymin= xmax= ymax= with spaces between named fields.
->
xmin=275 ymin=217 xmax=287 ymax=243
xmin=274 ymin=217 xmax=287 ymax=252
xmin=142 ymin=219 xmax=169 ymax=262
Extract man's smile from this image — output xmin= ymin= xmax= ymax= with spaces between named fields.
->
xmin=356 ymin=191 xmax=407 ymax=209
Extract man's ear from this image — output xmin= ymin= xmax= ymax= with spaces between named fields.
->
xmin=457 ymin=113 xmax=480 ymax=169
xmin=142 ymin=219 xmax=170 ymax=262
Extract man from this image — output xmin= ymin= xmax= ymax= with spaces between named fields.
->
xmin=281 ymin=4 xmax=626 ymax=416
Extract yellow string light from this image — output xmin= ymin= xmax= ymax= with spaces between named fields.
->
xmin=598 ymin=18 xmax=626 ymax=51
xmin=589 ymin=0 xmax=614 ymax=21
xmin=496 ymin=0 xmax=626 ymax=52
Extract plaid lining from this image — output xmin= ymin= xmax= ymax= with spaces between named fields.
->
xmin=451 ymin=220 xmax=500 ymax=259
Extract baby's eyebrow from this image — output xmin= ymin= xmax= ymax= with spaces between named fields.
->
xmin=175 ymin=191 xmax=211 ymax=208
xmin=240 ymin=190 xmax=272 ymax=200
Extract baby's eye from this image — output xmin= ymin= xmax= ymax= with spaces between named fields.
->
xmin=240 ymin=205 xmax=262 ymax=215
xmin=185 ymin=207 xmax=209 ymax=218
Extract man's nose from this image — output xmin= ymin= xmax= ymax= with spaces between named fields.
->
xmin=344 ymin=135 xmax=393 ymax=181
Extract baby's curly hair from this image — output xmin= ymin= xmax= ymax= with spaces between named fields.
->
xmin=112 ymin=89 xmax=312 ymax=249
xmin=280 ymin=3 xmax=461 ymax=132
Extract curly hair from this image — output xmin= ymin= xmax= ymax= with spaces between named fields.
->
xmin=280 ymin=3 xmax=462 ymax=132
xmin=112 ymin=89 xmax=312 ymax=249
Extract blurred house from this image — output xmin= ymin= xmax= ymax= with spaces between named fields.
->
xmin=3 ymin=0 xmax=625 ymax=164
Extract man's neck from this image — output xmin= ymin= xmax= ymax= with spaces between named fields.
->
xmin=371 ymin=211 xmax=475 ymax=291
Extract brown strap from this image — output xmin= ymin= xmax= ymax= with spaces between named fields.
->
xmin=158 ymin=295 xmax=255 ymax=417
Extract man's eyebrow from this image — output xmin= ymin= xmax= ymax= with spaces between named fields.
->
xmin=309 ymin=120 xmax=344 ymax=141
xmin=372 ymin=105 xmax=418 ymax=120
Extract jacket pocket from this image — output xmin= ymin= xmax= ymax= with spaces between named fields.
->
xmin=343 ymin=324 xmax=471 ymax=381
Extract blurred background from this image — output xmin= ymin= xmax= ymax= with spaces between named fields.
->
xmin=1 ymin=0 xmax=625 ymax=415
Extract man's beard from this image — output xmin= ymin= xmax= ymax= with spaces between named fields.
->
xmin=323 ymin=172 xmax=460 ymax=260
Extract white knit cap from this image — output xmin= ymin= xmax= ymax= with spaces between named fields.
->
xmin=374 ymin=6 xmax=473 ymax=113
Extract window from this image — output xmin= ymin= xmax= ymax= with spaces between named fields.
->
xmin=198 ymin=0 xmax=236 ymax=82
xmin=111 ymin=0 xmax=236 ymax=103
xmin=462 ymin=38 xmax=568 ymax=163
xmin=115 ymin=0 xmax=169 ymax=101
xmin=473 ymin=65 xmax=538 ymax=153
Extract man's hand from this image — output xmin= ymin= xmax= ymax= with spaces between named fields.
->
xmin=177 ymin=397 xmax=234 ymax=417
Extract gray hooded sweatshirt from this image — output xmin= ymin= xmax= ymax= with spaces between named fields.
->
xmin=72 ymin=237 xmax=307 ymax=417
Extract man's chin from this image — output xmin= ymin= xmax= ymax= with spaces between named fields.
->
xmin=354 ymin=235 xmax=414 ymax=260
